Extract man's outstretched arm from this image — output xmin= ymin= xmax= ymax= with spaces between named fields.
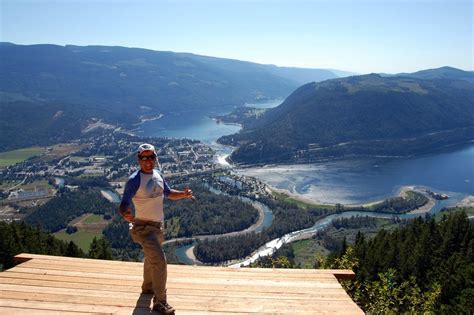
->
xmin=167 ymin=187 xmax=194 ymax=201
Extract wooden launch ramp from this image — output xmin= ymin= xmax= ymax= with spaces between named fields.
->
xmin=0 ymin=253 xmax=363 ymax=314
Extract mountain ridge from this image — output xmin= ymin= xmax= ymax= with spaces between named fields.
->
xmin=218 ymin=68 xmax=474 ymax=164
xmin=0 ymin=42 xmax=346 ymax=112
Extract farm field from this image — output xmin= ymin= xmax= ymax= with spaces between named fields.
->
xmin=0 ymin=147 xmax=44 ymax=167
xmin=54 ymin=213 xmax=110 ymax=252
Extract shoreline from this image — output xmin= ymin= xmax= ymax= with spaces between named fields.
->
xmin=452 ymin=195 xmax=474 ymax=208
xmin=184 ymin=246 xmax=200 ymax=265
xmin=267 ymin=184 xmax=437 ymax=214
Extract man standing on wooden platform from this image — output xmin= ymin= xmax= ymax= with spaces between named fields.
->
xmin=119 ymin=143 xmax=194 ymax=315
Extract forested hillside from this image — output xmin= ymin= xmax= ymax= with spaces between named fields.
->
xmin=220 ymin=69 xmax=474 ymax=164
xmin=24 ymin=188 xmax=117 ymax=232
xmin=0 ymin=221 xmax=85 ymax=270
xmin=194 ymin=192 xmax=429 ymax=263
xmin=0 ymin=221 xmax=115 ymax=271
xmin=252 ymin=211 xmax=473 ymax=313
xmin=344 ymin=211 xmax=474 ymax=313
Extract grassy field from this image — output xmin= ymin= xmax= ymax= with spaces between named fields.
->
xmin=42 ymin=143 xmax=89 ymax=162
xmin=21 ymin=179 xmax=53 ymax=190
xmin=0 ymin=147 xmax=44 ymax=167
xmin=0 ymin=179 xmax=54 ymax=198
xmin=70 ymin=156 xmax=89 ymax=163
xmin=272 ymin=191 xmax=335 ymax=210
xmin=54 ymin=230 xmax=102 ymax=252
xmin=83 ymin=214 xmax=104 ymax=224
xmin=54 ymin=213 xmax=111 ymax=252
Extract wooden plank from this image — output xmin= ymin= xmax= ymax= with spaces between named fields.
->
xmin=0 ymin=290 xmax=147 ymax=308
xmin=0 ymin=299 xmax=138 ymax=315
xmin=0 ymin=300 xmax=246 ymax=315
xmin=13 ymin=253 xmax=355 ymax=278
xmin=17 ymin=261 xmax=344 ymax=282
xmin=13 ymin=253 xmax=141 ymax=267
xmin=14 ymin=256 xmax=354 ymax=277
xmin=0 ymin=271 xmax=140 ymax=287
xmin=9 ymin=267 xmax=143 ymax=281
xmin=0 ymin=280 xmax=345 ymax=301
xmin=0 ymin=306 xmax=100 ymax=315
xmin=0 ymin=271 xmax=349 ymax=295
xmin=0 ymin=278 xmax=351 ymax=301
xmin=7 ymin=267 xmax=343 ymax=288
xmin=1 ymin=290 xmax=362 ymax=313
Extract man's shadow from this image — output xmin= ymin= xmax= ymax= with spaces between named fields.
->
xmin=132 ymin=293 xmax=157 ymax=314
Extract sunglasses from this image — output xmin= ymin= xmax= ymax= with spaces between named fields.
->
xmin=138 ymin=155 xmax=156 ymax=161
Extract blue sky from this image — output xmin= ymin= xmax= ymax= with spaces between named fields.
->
xmin=1 ymin=0 xmax=472 ymax=74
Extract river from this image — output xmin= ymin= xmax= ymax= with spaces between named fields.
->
xmin=228 ymin=210 xmax=411 ymax=268
xmin=172 ymin=185 xmax=274 ymax=265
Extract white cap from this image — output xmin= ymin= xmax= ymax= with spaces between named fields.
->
xmin=137 ymin=143 xmax=156 ymax=155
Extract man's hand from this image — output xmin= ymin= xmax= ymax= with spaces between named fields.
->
xmin=168 ymin=187 xmax=196 ymax=201
xmin=120 ymin=208 xmax=134 ymax=223
xmin=183 ymin=187 xmax=194 ymax=200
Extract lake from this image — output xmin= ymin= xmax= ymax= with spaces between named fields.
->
xmin=237 ymin=146 xmax=474 ymax=205
xmin=137 ymin=108 xmax=241 ymax=144
xmin=137 ymin=105 xmax=473 ymax=206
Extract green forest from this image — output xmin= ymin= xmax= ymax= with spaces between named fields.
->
xmin=24 ymin=187 xmax=117 ymax=232
xmin=252 ymin=211 xmax=473 ymax=313
xmin=193 ymin=191 xmax=427 ymax=263
xmin=0 ymin=221 xmax=112 ymax=271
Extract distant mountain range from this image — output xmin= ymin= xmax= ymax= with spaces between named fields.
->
xmin=219 ymin=67 xmax=474 ymax=164
xmin=0 ymin=42 xmax=350 ymax=151
xmin=0 ymin=43 xmax=352 ymax=151
xmin=0 ymin=43 xmax=344 ymax=113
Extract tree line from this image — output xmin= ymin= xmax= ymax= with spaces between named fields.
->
xmin=194 ymin=195 xmax=331 ymax=263
xmin=24 ymin=187 xmax=116 ymax=232
xmin=0 ymin=221 xmax=112 ymax=271
xmin=342 ymin=210 xmax=474 ymax=313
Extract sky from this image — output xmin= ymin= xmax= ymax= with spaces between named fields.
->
xmin=0 ymin=0 xmax=472 ymax=74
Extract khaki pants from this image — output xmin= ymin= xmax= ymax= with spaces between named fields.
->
xmin=130 ymin=223 xmax=167 ymax=303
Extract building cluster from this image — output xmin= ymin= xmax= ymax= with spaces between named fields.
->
xmin=0 ymin=131 xmax=220 ymax=221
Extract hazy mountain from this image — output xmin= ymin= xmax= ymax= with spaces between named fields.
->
xmin=179 ymin=53 xmax=343 ymax=85
xmin=219 ymin=68 xmax=474 ymax=164
xmin=0 ymin=43 xmax=342 ymax=114
xmin=402 ymin=66 xmax=474 ymax=81
xmin=0 ymin=43 xmax=349 ymax=151
xmin=326 ymin=69 xmax=359 ymax=77
xmin=379 ymin=66 xmax=474 ymax=81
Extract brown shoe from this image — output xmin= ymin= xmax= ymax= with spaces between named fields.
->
xmin=153 ymin=301 xmax=175 ymax=315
